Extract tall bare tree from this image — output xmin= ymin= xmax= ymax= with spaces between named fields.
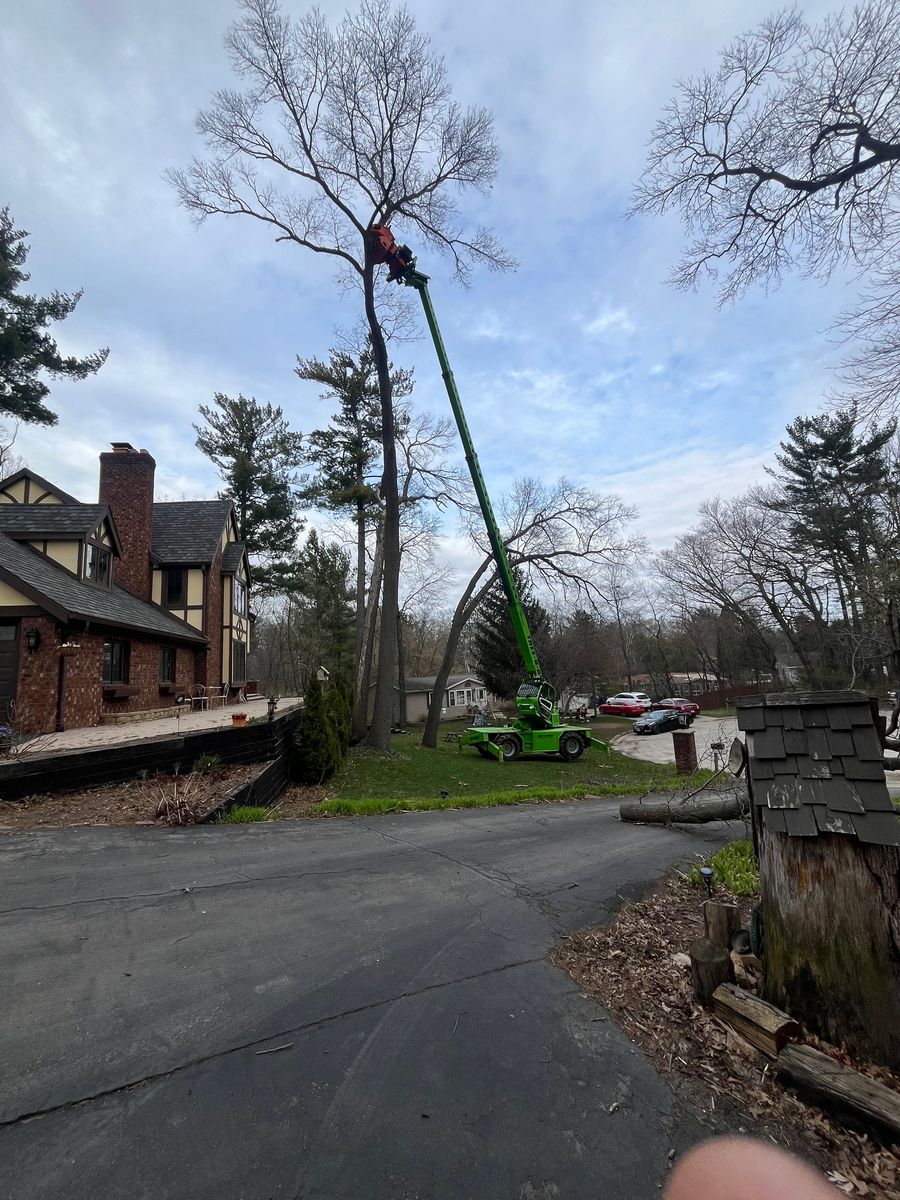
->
xmin=632 ymin=2 xmax=900 ymax=414
xmin=169 ymin=0 xmax=511 ymax=748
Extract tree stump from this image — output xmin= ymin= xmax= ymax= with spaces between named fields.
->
xmin=759 ymin=830 xmax=900 ymax=1070
xmin=702 ymin=901 xmax=741 ymax=949
xmin=673 ymin=729 xmax=698 ymax=774
xmin=689 ymin=937 xmax=734 ymax=1006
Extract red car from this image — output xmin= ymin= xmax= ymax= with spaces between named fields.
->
xmin=600 ymin=699 xmax=645 ymax=717
xmin=652 ymin=697 xmax=700 ymax=715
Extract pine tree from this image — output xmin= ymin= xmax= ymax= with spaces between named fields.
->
xmin=326 ymin=674 xmax=353 ymax=755
xmin=290 ymin=674 xmax=341 ymax=784
xmin=0 ymin=207 xmax=108 ymax=426
xmin=296 ymin=344 xmax=412 ymax=657
xmin=194 ymin=392 xmax=305 ymax=591
xmin=471 ymin=570 xmax=550 ymax=699
xmin=290 ymin=530 xmax=355 ymax=676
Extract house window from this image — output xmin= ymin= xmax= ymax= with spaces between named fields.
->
xmin=165 ymin=568 xmax=186 ymax=607
xmin=477 ymin=688 xmax=485 ymax=700
xmin=86 ymin=544 xmax=110 ymax=585
xmin=233 ymin=577 xmax=247 ymax=616
xmin=159 ymin=646 xmax=175 ymax=684
xmin=102 ymin=640 xmax=129 ymax=685
xmin=231 ymin=640 xmax=247 ymax=685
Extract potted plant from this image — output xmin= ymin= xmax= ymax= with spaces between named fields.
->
xmin=231 ymin=711 xmax=248 ymax=728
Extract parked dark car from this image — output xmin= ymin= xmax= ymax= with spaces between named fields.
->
xmin=652 ymin=696 xmax=700 ymax=716
xmin=633 ymin=709 xmax=693 ymax=735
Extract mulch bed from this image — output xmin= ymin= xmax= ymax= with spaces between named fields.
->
xmin=268 ymin=784 xmax=329 ymax=818
xmin=0 ymin=764 xmax=262 ymax=831
xmin=552 ymin=876 xmax=900 ymax=1197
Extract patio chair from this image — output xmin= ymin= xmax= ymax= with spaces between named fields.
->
xmin=206 ymin=684 xmax=228 ymax=709
xmin=189 ymin=685 xmax=208 ymax=712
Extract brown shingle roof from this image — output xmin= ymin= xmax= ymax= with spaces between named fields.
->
xmin=0 ymin=533 xmax=206 ymax=645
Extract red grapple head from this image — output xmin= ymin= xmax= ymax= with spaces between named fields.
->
xmin=369 ymin=224 xmax=413 ymax=280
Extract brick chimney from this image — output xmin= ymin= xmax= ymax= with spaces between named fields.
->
xmin=98 ymin=443 xmax=156 ymax=599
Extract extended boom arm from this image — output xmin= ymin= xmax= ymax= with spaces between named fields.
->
xmin=369 ymin=224 xmax=544 ymax=685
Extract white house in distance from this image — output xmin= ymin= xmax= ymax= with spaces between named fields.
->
xmin=370 ymin=673 xmax=497 ymax=725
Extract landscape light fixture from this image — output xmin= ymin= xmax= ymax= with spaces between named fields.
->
xmin=267 ymin=696 xmax=278 ymax=723
xmin=699 ymin=866 xmax=714 ymax=897
xmin=25 ymin=627 xmax=41 ymax=654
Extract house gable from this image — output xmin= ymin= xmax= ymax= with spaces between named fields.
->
xmin=0 ymin=468 xmax=80 ymax=506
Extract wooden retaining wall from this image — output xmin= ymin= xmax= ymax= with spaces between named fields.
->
xmin=0 ymin=710 xmax=301 ymax=801
xmin=199 ymin=753 xmax=292 ymax=823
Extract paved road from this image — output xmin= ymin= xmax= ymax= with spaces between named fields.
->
xmin=613 ymin=714 xmax=741 ymax=768
xmin=0 ymin=803 xmax=729 ymax=1199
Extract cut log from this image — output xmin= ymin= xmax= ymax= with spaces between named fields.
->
xmin=619 ymin=794 xmax=746 ymax=824
xmin=689 ymin=937 xmax=734 ymax=1006
xmin=776 ymin=1043 xmax=900 ymax=1143
xmin=712 ymin=983 xmax=801 ymax=1058
xmin=703 ymin=901 xmax=741 ymax=949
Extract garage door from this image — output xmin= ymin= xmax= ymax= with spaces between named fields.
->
xmin=0 ymin=622 xmax=18 ymax=724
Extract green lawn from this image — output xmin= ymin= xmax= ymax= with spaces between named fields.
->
xmin=316 ymin=723 xmax=712 ymax=816
xmin=700 ymin=707 xmax=737 ymax=719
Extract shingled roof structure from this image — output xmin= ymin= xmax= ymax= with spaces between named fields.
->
xmin=151 ymin=500 xmax=234 ymax=564
xmin=220 ymin=540 xmax=248 ymax=575
xmin=0 ymin=533 xmax=206 ymax=645
xmin=736 ymin=691 xmax=900 ymax=846
xmin=0 ymin=503 xmax=120 ymax=551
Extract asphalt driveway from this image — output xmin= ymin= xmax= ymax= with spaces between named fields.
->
xmin=0 ymin=801 xmax=729 ymax=1199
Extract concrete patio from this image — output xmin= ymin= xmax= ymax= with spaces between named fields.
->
xmin=18 ymin=696 xmax=302 ymax=756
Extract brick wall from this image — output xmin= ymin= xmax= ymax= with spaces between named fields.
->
xmin=13 ymin=621 xmax=204 ymax=733
xmin=100 ymin=637 xmax=199 ymax=718
xmin=14 ymin=617 xmax=63 ymax=734
xmin=98 ymin=446 xmax=156 ymax=600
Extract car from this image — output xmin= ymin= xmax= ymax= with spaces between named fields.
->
xmin=600 ymin=699 xmax=644 ymax=717
xmin=605 ymin=691 xmax=653 ymax=711
xmin=633 ymin=708 xmax=694 ymax=735
xmin=652 ymin=696 xmax=700 ymax=715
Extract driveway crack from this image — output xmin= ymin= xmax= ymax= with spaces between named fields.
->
xmin=0 ymin=956 xmax=543 ymax=1130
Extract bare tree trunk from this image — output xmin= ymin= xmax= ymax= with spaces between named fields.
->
xmin=397 ymin=611 xmax=407 ymax=727
xmin=365 ymin=264 xmax=400 ymax=750
xmin=352 ymin=516 xmax=383 ymax=741
xmin=422 ymin=558 xmax=493 ymax=749
xmin=355 ymin=496 xmax=367 ymax=675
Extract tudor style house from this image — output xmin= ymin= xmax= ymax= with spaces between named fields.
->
xmin=0 ymin=443 xmax=251 ymax=734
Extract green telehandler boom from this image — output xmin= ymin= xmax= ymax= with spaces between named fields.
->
xmin=370 ymin=225 xmax=610 ymax=765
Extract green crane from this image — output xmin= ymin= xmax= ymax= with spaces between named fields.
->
xmin=370 ymin=225 xmax=610 ymax=764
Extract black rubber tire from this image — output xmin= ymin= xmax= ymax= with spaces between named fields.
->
xmin=475 ymin=744 xmax=493 ymax=759
xmin=493 ymin=733 xmax=522 ymax=761
xmin=558 ymin=732 xmax=585 ymax=762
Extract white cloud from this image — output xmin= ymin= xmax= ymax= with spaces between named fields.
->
xmin=581 ymin=305 xmax=637 ymax=338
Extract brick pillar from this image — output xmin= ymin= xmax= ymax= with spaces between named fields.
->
xmin=673 ymin=729 xmax=698 ymax=774
xmin=98 ymin=443 xmax=155 ymax=600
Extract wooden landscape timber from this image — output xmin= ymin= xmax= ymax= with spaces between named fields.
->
xmin=776 ymin=1043 xmax=900 ymax=1144
xmin=712 ymin=982 xmax=800 ymax=1058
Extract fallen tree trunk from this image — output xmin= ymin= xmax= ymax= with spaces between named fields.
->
xmin=619 ymin=793 xmax=746 ymax=824
xmin=777 ymin=1043 xmax=900 ymax=1143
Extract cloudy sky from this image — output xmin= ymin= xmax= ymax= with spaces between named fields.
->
xmin=2 ymin=0 xmax=844 ymax=585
